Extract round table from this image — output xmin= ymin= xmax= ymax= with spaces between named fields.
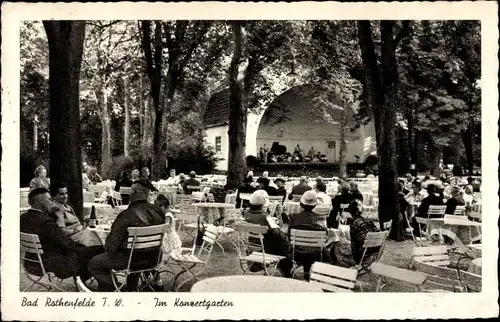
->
xmin=195 ymin=203 xmax=235 ymax=224
xmin=427 ymin=218 xmax=481 ymax=246
xmin=190 ymin=275 xmax=323 ymax=292
xmin=72 ymin=226 xmax=110 ymax=246
xmin=469 ymin=258 xmax=482 ymax=275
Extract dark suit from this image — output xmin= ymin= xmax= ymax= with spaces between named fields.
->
xmin=417 ymin=194 xmax=444 ymax=218
xmin=182 ymin=178 xmax=201 ymax=194
xmin=327 ymin=192 xmax=352 ymax=228
xmin=88 ymin=200 xmax=166 ymax=291
xmin=288 ymin=183 xmax=312 ymax=200
xmin=350 ymin=189 xmax=364 ymax=202
xmin=20 ymin=209 xmax=103 ymax=279
xmin=445 ymin=196 xmax=465 ymax=215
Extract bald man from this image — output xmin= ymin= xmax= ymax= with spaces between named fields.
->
xmin=288 ymin=176 xmax=312 ymax=200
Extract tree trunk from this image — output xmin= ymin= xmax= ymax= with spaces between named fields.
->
xmin=462 ymin=128 xmax=474 ymax=174
xmin=357 ymin=21 xmax=400 ymax=239
xmin=429 ymin=142 xmax=442 ymax=178
xmin=43 ymin=21 xmax=86 ymax=221
xmin=123 ymin=75 xmax=130 ymax=157
xmin=33 ymin=115 xmax=39 ymax=151
xmin=98 ymin=86 xmax=112 ymax=172
xmin=226 ymin=21 xmax=247 ymax=190
xmin=139 ymin=75 xmax=144 ymax=138
xmin=338 ymin=107 xmax=348 ymax=179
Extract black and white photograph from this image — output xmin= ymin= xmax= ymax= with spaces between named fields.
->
xmin=2 ymin=1 xmax=498 ymax=321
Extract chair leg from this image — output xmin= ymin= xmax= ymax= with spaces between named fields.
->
xmin=375 ymin=277 xmax=382 ymax=292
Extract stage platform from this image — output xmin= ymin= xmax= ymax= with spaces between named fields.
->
xmin=253 ymin=162 xmax=367 ymax=177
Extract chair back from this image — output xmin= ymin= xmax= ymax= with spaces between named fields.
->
xmin=359 ymin=231 xmax=388 ymax=264
xmin=236 ymin=222 xmax=268 ymax=250
xmin=126 ymin=223 xmax=170 ymax=271
xmin=224 ymin=208 xmax=243 ymax=225
xmin=411 ymin=245 xmax=450 ymax=267
xmin=194 ymin=225 xmax=219 ymax=261
xmin=290 ymin=229 xmax=327 ymax=263
xmin=186 ymin=185 xmax=202 ymax=192
xmin=309 ymin=262 xmax=358 ymax=292
xmin=269 ymin=196 xmax=284 ymax=203
xmin=20 ymin=233 xmax=46 ymax=275
xmin=453 ymin=205 xmax=466 ymax=215
xmin=119 ymin=187 xmax=131 ymax=195
xmin=422 ymin=274 xmax=464 ymax=292
xmin=20 ymin=191 xmax=30 ymax=209
xmin=267 ymin=201 xmax=279 ymax=217
xmin=238 ymin=193 xmax=253 ymax=208
xmin=291 ymin=194 xmax=302 ymax=202
xmin=191 ymin=192 xmax=205 ymax=202
xmin=175 ymin=210 xmax=199 ymax=232
xmin=427 ymin=205 xmax=447 ymax=218
xmin=382 ymin=220 xmax=393 ymax=231
xmin=176 ymin=194 xmax=193 ymax=206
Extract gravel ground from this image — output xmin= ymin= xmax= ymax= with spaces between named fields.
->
xmin=20 ymin=229 xmax=432 ymax=293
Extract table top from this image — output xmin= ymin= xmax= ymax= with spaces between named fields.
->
xmin=195 ymin=202 xmax=234 ymax=208
xmin=471 ymin=258 xmax=482 ymax=267
xmin=84 ymin=202 xmax=112 ymax=209
xmin=190 ymin=275 xmax=323 ymax=293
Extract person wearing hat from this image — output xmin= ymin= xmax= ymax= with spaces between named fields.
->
xmin=257 ymin=177 xmax=278 ymax=196
xmin=287 ymin=190 xmax=328 ymax=280
xmin=243 ymin=190 xmax=292 ymax=275
xmin=182 ymin=171 xmax=201 ymax=194
xmin=274 ymin=177 xmax=287 ymax=202
xmin=88 ymin=179 xmax=166 ymax=291
xmin=288 ymin=176 xmax=312 ymax=200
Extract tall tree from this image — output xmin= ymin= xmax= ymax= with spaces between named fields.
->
xmin=226 ymin=21 xmax=248 ymax=189
xmin=140 ymin=20 xmax=215 ymax=179
xmin=43 ymin=21 xmax=86 ymax=221
xmin=357 ymin=21 xmax=410 ymax=239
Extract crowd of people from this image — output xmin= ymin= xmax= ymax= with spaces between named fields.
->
xmin=258 ymin=143 xmax=328 ymax=163
xmin=21 ymin=162 xmax=481 ymax=291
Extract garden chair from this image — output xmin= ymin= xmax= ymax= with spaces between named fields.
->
xmin=176 ymin=194 xmax=193 ymax=207
xmin=291 ymin=194 xmax=302 ymax=202
xmin=290 ymin=229 xmax=328 ymax=279
xmin=168 ymin=225 xmax=218 ymax=291
xmin=427 ymin=205 xmax=447 ymax=218
xmin=186 ymin=185 xmax=202 ymax=192
xmin=235 ymin=223 xmax=285 ymax=276
xmin=453 ymin=205 xmax=466 ymax=216
xmin=409 ymin=245 xmax=450 ymax=269
xmin=20 ymin=233 xmax=67 ymax=291
xmin=175 ymin=209 xmax=199 ymax=242
xmin=309 ymin=262 xmax=358 ymax=292
xmin=337 ymin=203 xmax=350 ymax=225
xmin=191 ymin=192 xmax=205 ymax=203
xmin=111 ymin=223 xmax=169 ymax=292
xmin=370 ymin=262 xmax=426 ymax=292
xmin=110 ymin=191 xmax=123 ymax=207
xmin=267 ymin=201 xmax=279 ymax=217
xmin=356 ymin=231 xmax=389 ymax=276
xmin=238 ymin=193 xmax=253 ymax=208
xmin=269 ymin=196 xmax=284 ymax=203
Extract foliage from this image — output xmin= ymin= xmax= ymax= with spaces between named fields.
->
xmin=101 ymin=155 xmax=142 ymax=181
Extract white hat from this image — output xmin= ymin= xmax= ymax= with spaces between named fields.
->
xmin=300 ymin=191 xmax=318 ymax=206
xmin=313 ymin=204 xmax=331 ymax=216
xmin=249 ymin=190 xmax=269 ymax=206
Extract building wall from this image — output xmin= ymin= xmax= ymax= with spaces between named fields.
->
xmin=255 ymin=86 xmax=377 ymax=163
xmin=204 ymin=126 xmax=229 ymax=171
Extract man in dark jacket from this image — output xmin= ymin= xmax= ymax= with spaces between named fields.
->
xmin=88 ymin=179 xmax=165 ymax=291
xmin=417 ymin=184 xmax=444 ymax=218
xmin=288 ymin=176 xmax=312 ymax=200
xmin=20 ymin=188 xmax=103 ymax=280
xmin=327 ymin=184 xmax=352 ymax=228
xmin=274 ymin=177 xmax=287 ymax=202
xmin=182 ymin=171 xmax=201 ymax=194
xmin=257 ymin=177 xmax=277 ymax=196
xmin=349 ymin=181 xmax=364 ymax=203
xmin=445 ymin=186 xmax=465 ymax=214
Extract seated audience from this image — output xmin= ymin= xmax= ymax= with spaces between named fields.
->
xmin=88 ymin=179 xmax=165 ymax=291
xmin=288 ymin=176 xmax=312 ymax=200
xmin=114 ymin=171 xmax=132 ymax=192
xmin=274 ymin=177 xmax=287 ymax=202
xmin=348 ymin=199 xmax=380 ymax=264
xmin=243 ymin=190 xmax=291 ymax=276
xmin=50 ymin=183 xmax=84 ymax=238
xmin=30 ymin=165 xmax=51 ymax=191
xmin=165 ymin=169 xmax=179 ymax=186
xmin=462 ymin=184 xmax=475 ymax=205
xmin=20 ymin=188 xmax=103 ymax=281
xmin=287 ymin=191 xmax=328 ymax=281
xmin=177 ymin=173 xmax=186 ymax=193
xmin=327 ymin=184 xmax=352 ymax=228
xmin=445 ymin=186 xmax=465 ymax=214
xmin=82 ymin=166 xmax=93 ymax=190
xmin=236 ymin=176 xmax=257 ymax=209
xmin=349 ymin=181 xmax=364 ymax=202
xmin=417 ymin=184 xmax=444 ymax=218
xmin=257 ymin=177 xmax=278 ymax=196
xmin=182 ymin=171 xmax=201 ymax=194
xmin=88 ymin=167 xmax=103 ymax=184
xmin=314 ymin=181 xmax=332 ymax=207
xmin=130 ymin=169 xmax=141 ymax=182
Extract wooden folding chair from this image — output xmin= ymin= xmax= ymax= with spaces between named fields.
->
xmin=309 ymin=262 xmax=358 ymax=292
xmin=269 ymin=196 xmax=284 ymax=203
xmin=111 ymin=223 xmax=170 ymax=292
xmin=186 ymin=185 xmax=202 ymax=192
xmin=291 ymin=194 xmax=302 ymax=202
xmin=421 ymin=274 xmax=464 ymax=292
xmin=176 ymin=194 xmax=193 ymax=207
xmin=191 ymin=192 xmax=205 ymax=203
xmin=235 ymin=223 xmax=285 ymax=276
xmin=290 ymin=229 xmax=328 ymax=279
xmin=356 ymin=231 xmax=389 ymax=277
xmin=20 ymin=233 xmax=67 ymax=291
xmin=175 ymin=209 xmax=199 ymax=241
xmin=371 ymin=262 xmax=426 ymax=292
xmin=109 ymin=191 xmax=123 ymax=207
xmin=427 ymin=205 xmax=447 ymax=218
xmin=453 ymin=205 xmax=466 ymax=216
xmin=169 ymin=226 xmax=218 ymax=291
xmin=410 ymin=245 xmax=450 ymax=269
xmin=267 ymin=201 xmax=279 ymax=217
